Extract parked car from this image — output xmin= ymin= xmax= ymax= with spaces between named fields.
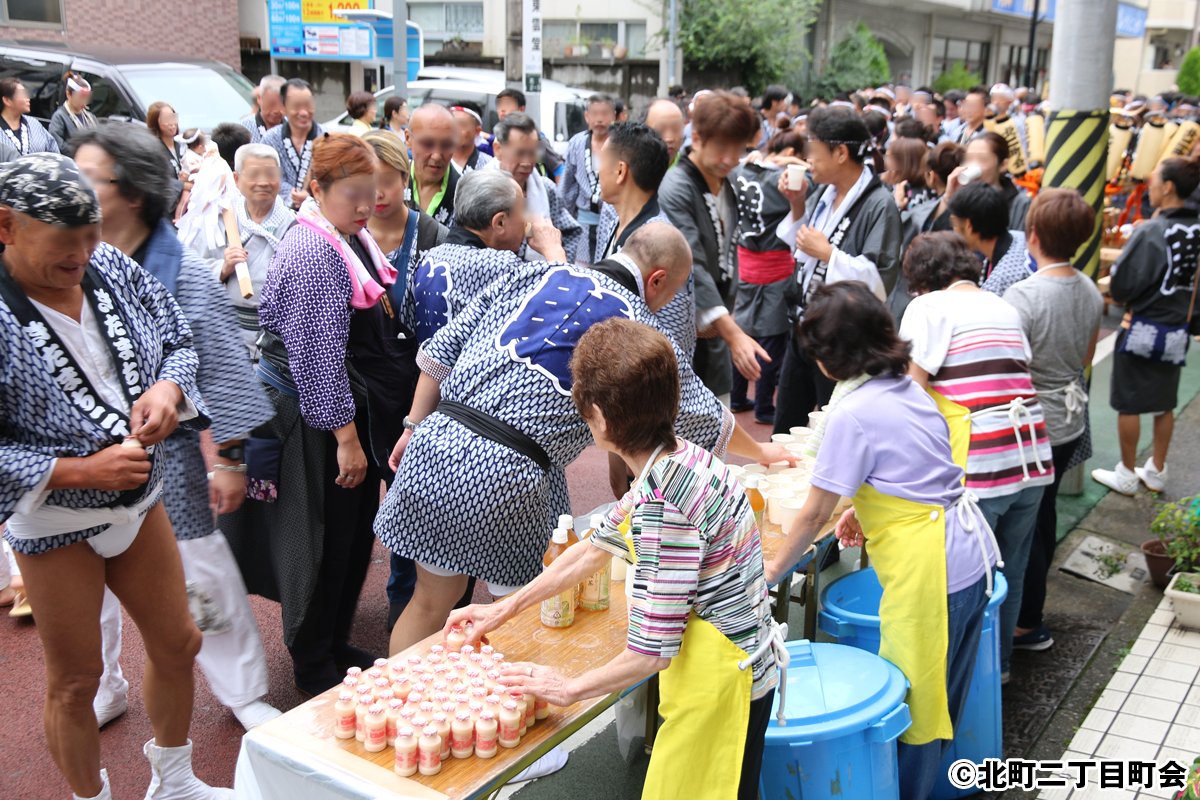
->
xmin=0 ymin=41 xmax=255 ymax=132
xmin=323 ymin=75 xmax=589 ymax=151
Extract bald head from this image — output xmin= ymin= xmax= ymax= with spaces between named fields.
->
xmin=620 ymin=223 xmax=692 ymax=312
xmin=410 ymin=103 xmax=455 ymax=132
xmin=407 ymin=104 xmax=457 ymax=187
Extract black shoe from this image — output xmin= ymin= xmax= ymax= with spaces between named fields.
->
xmin=1012 ymin=624 xmax=1055 ymax=651
xmin=754 ymin=414 xmax=775 ymax=426
xmin=332 ymin=643 xmax=378 ymax=674
xmin=730 ymin=401 xmax=755 ymax=413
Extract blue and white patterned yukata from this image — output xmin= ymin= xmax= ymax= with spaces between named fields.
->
xmin=238 ymin=113 xmax=270 ymax=144
xmin=0 ymin=114 xmax=60 ymax=156
xmin=595 ymin=197 xmax=696 ymax=360
xmin=261 ymin=121 xmax=323 ymax=208
xmin=137 ymin=223 xmax=274 ymax=541
xmin=1 ymin=244 xmax=208 ymax=555
xmin=374 ymin=257 xmax=735 ymax=587
xmin=559 ymin=131 xmax=604 ymax=264
xmin=402 ymin=228 xmax=526 ymax=345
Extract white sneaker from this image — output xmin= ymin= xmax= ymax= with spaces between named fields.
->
xmin=1092 ymin=462 xmax=1139 ymax=496
xmin=142 ymin=738 xmax=233 ymax=799
xmin=74 ymin=768 xmax=112 ymax=800
xmin=95 ymin=691 xmax=128 ymax=728
xmin=231 ymin=699 xmax=281 ymax=730
xmin=1135 ymin=457 xmax=1167 ymax=492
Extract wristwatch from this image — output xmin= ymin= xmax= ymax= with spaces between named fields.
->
xmin=217 ymin=444 xmax=245 ymax=462
xmin=403 ymin=416 xmax=420 ymax=433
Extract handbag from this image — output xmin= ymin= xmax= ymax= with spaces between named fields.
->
xmin=243 ymin=436 xmax=281 ymax=502
xmin=1116 ymin=260 xmax=1200 ymax=366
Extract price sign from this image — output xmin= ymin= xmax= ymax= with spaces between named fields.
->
xmin=522 ymin=0 xmax=542 ymax=89
xmin=269 ymin=0 xmax=374 ymax=59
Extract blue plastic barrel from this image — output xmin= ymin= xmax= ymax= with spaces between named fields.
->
xmin=818 ymin=568 xmax=1008 ymax=800
xmin=760 ymin=641 xmax=912 ymax=800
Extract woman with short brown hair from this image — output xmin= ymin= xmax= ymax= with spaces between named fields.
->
xmin=1005 ymin=187 xmax=1103 ymax=651
xmin=346 ymin=91 xmax=377 ymax=135
xmin=222 ymin=132 xmax=408 ymax=693
xmin=451 ymin=316 xmax=783 ymax=800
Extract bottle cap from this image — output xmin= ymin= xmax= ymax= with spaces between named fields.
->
xmin=406 ymin=692 xmax=422 ymax=703
xmin=338 ymin=691 xmax=354 ymax=702
xmin=413 ymin=716 xmax=428 ymax=729
xmin=472 ymin=687 xmax=487 ymax=698
xmin=509 ymin=691 xmax=523 ymax=699
xmin=398 ymin=726 xmax=415 ymax=739
xmin=480 ymin=711 xmax=495 ymax=721
xmin=342 ymin=676 xmax=358 ymax=688
xmin=433 ymin=680 xmax=449 ymax=691
xmin=467 ymin=668 xmax=481 ymax=679
xmin=450 ymin=624 xmax=463 ymax=634
xmin=367 ymin=668 xmax=383 ymax=680
xmin=375 ymin=678 xmax=390 ymax=688
xmin=358 ymin=693 xmax=373 ymax=705
xmin=558 ymin=513 xmax=574 ymax=529
xmin=456 ymin=710 xmax=471 ymax=721
xmin=433 ymin=712 xmax=447 ymax=723
xmin=346 ymin=667 xmax=362 ymax=677
xmin=442 ymin=702 xmax=457 ymax=714
xmin=486 ymin=694 xmax=501 ymax=704
xmin=434 ymin=691 xmax=450 ymax=703
xmin=374 ymin=658 xmax=389 ymax=670
xmin=470 ymin=701 xmax=484 ymax=712
xmin=401 ymin=708 xmax=416 ymax=719
xmin=481 ymin=645 xmax=495 ymax=655
xmin=469 ymin=653 xmax=484 ymax=663
xmin=491 ymin=653 xmax=505 ymax=663
xmin=369 ymin=703 xmax=384 ymax=715
xmin=590 ymin=513 xmax=605 ymax=529
xmin=456 ymin=693 xmax=470 ymax=703
xmin=452 ymin=683 xmax=467 ymax=694
xmin=412 ymin=682 xmax=427 ymax=693
xmin=471 ymin=678 xmax=486 ymax=688
xmin=389 ymin=699 xmax=404 ymax=710
xmin=503 ymin=700 xmax=518 ymax=711
xmin=460 ymin=645 xmax=474 ymax=655
xmin=745 ymin=475 xmax=759 ymax=488
xmin=487 ymin=669 xmax=501 ymax=680
xmin=427 ymin=654 xmax=442 ymax=665
xmin=422 ymin=725 xmax=438 ymax=737
xmin=551 ymin=527 xmax=568 ymax=544
xmin=446 ymin=652 xmax=461 ymax=662
xmin=430 ymin=644 xmax=444 ymax=655
xmin=419 ymin=701 xmax=434 ymax=713
xmin=379 ymin=689 xmax=395 ymax=701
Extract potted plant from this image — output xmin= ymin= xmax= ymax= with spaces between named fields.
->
xmin=1144 ymin=495 xmax=1200 ymax=588
xmin=613 ymin=43 xmax=628 ymax=59
xmin=1165 ymin=572 xmax=1200 ymax=629
xmin=600 ymin=37 xmax=615 ymax=59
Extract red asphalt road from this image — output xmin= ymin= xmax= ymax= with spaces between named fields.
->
xmin=2 ymin=411 xmax=774 ymax=799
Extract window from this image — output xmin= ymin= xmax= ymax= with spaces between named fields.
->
xmin=541 ymin=20 xmax=649 ymax=58
xmin=408 ymin=2 xmax=484 ymax=53
xmin=931 ymin=37 xmax=990 ymax=84
xmin=3 ymin=0 xmax=62 ymax=25
xmin=0 ymin=55 xmax=65 ymax=123
xmin=997 ymin=44 xmax=1048 ymax=91
xmin=121 ymin=67 xmax=255 ymax=132
xmin=78 ymin=72 xmax=135 ymax=121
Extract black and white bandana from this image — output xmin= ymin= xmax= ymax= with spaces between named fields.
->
xmin=0 ymin=153 xmax=102 ymax=227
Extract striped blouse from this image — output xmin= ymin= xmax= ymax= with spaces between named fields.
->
xmin=590 ymin=440 xmax=778 ymax=699
xmin=900 ymin=290 xmax=1054 ymax=498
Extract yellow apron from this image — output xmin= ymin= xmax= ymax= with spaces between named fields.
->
xmin=854 ymin=483 xmax=953 ymax=745
xmin=641 ymin=612 xmax=755 ymax=799
xmin=927 ymin=388 xmax=970 ymax=477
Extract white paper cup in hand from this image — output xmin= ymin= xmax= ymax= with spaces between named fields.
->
xmin=957 ymin=164 xmax=983 ymax=185
xmin=771 ymin=433 xmax=795 ymax=444
xmin=787 ymin=163 xmax=808 ymax=190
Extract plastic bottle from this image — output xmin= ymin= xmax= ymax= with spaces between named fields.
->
xmin=469 ymin=700 xmax=484 ymax=723
xmin=418 ymin=725 xmax=442 ymax=776
xmin=392 ymin=673 xmax=413 ymax=699
xmin=446 ymin=651 xmax=462 ymax=664
xmin=446 ymin=624 xmax=467 ymax=653
xmin=355 ymin=693 xmax=372 ymax=742
xmin=450 ymin=710 xmax=475 ymax=758
xmin=441 ymin=701 xmax=457 ymax=721
xmin=333 ymin=691 xmax=357 ymax=739
xmin=394 ymin=727 xmax=418 ymax=777
xmin=499 ymin=700 xmax=522 ymax=747
xmin=121 ymin=434 xmax=143 ymax=448
xmin=480 ymin=644 xmax=495 ymax=657
xmin=411 ymin=681 xmax=428 ymax=699
xmin=366 ymin=668 xmax=384 ymax=686
xmin=364 ymin=703 xmax=387 ymax=753
xmin=372 ymin=677 xmax=391 ymax=701
xmin=580 ymin=514 xmax=611 ymax=611
xmin=404 ymin=691 xmax=423 ymax=714
xmin=558 ymin=513 xmax=582 ymax=609
xmin=745 ymin=475 xmax=766 ymax=530
xmin=476 ymin=711 xmax=499 ymax=758
xmin=400 ymin=707 xmax=417 ymax=733
xmin=385 ymin=698 xmax=404 ymax=746
xmin=389 ymin=661 xmax=407 ymax=682
xmin=373 ymin=657 xmax=390 ymax=674
xmin=432 ymin=711 xmax=451 ymax=760
xmin=419 ymin=701 xmax=435 ymax=720
xmin=540 ymin=528 xmax=576 ymax=628
xmin=378 ymin=688 xmax=395 ymax=705
xmin=523 ymin=691 xmax=536 ymax=729
xmin=460 ymin=644 xmax=474 ymax=657
xmin=484 ymin=669 xmax=502 ymax=696
xmin=406 ymin=654 xmax=423 ymax=670
xmin=485 ymin=694 xmax=503 ymax=719
xmin=509 ymin=692 xmax=529 ymax=736
xmin=429 ymin=644 xmax=445 ymax=659
xmin=341 ymin=675 xmax=359 ymax=693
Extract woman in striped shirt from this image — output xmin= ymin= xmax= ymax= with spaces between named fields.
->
xmin=899 ymin=231 xmax=1052 ymax=682
xmin=445 ymin=316 xmax=782 ymax=800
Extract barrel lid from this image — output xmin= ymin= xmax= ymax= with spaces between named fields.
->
xmin=765 ymin=641 xmax=909 ymax=743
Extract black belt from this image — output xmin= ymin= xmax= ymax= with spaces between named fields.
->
xmin=436 ymin=400 xmax=551 ymax=472
xmin=233 ymin=305 xmax=259 ymax=332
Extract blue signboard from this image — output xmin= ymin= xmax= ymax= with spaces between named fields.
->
xmin=407 ymin=22 xmax=424 ymax=82
xmin=1116 ymin=4 xmax=1147 ymax=38
xmin=992 ymin=0 xmax=1147 ymax=37
xmin=268 ymin=0 xmax=375 ymax=60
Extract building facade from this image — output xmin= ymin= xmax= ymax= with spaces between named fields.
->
xmin=1113 ymin=0 xmax=1198 ymax=96
xmin=0 ymin=0 xmax=241 ymax=69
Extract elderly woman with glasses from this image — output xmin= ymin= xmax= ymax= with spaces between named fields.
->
xmin=223 ymin=132 xmax=414 ymax=695
xmin=189 ymin=143 xmax=296 ymax=361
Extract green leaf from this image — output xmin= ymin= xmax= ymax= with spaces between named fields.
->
xmin=1179 ymin=48 xmax=1200 ymax=95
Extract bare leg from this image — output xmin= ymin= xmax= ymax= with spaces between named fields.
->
xmin=12 ymin=540 xmax=107 ymax=798
xmin=1117 ymin=414 xmax=1140 ymax=470
xmin=105 ymin=503 xmax=203 ymax=748
xmin=1152 ymin=411 xmax=1174 ymax=470
xmin=388 ymin=565 xmax=468 ymax=655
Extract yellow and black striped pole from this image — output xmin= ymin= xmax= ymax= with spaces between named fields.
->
xmin=1042 ymin=109 xmax=1109 ymax=279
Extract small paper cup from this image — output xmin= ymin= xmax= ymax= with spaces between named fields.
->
xmin=767 ymin=461 xmax=790 ymax=474
xmin=765 ymin=473 xmax=794 ymax=488
xmin=781 ymin=499 xmax=806 ymax=531
xmin=771 ymin=433 xmax=795 ymax=444
xmin=742 ymin=464 xmax=768 ymax=475
xmin=780 ymin=467 xmax=807 ymax=478
xmin=767 ymin=489 xmax=795 ymax=525
xmin=789 ymin=427 xmax=813 ymax=439
xmin=808 ymin=411 xmax=827 ymax=427
xmin=787 ymin=163 xmax=808 ymax=190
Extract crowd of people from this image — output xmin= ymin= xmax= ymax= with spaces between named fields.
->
xmin=0 ymin=68 xmax=1195 ymax=800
